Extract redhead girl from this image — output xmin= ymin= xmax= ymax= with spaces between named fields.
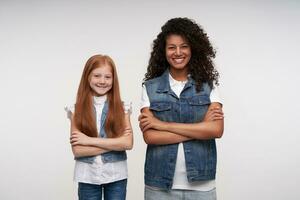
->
xmin=66 ymin=54 xmax=133 ymax=200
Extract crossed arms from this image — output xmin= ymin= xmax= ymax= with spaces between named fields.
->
xmin=69 ymin=113 xmax=133 ymax=158
xmin=139 ymin=102 xmax=224 ymax=145
xmin=68 ymin=102 xmax=222 ymax=156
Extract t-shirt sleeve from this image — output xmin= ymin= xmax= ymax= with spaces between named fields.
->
xmin=140 ymin=84 xmax=150 ymax=110
xmin=123 ymin=101 xmax=132 ymax=115
xmin=64 ymin=105 xmax=74 ymax=120
xmin=210 ymin=85 xmax=223 ymax=105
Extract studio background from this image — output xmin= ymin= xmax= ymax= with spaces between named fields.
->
xmin=0 ymin=0 xmax=299 ymax=199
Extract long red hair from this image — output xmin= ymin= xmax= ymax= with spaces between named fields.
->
xmin=74 ymin=54 xmax=125 ymax=138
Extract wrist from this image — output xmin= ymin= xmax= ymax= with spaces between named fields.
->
xmin=88 ymin=137 xmax=98 ymax=146
xmin=160 ymin=121 xmax=169 ymax=131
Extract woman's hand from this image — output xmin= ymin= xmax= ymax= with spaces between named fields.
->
xmin=138 ymin=112 xmax=165 ymax=132
xmin=203 ymin=106 xmax=224 ymax=122
xmin=70 ymin=131 xmax=93 ymax=146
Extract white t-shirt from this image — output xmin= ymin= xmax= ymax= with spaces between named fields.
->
xmin=65 ymin=95 xmax=132 ymax=185
xmin=140 ymin=73 xmax=222 ymax=191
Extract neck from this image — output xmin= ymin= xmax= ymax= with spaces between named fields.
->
xmin=93 ymin=95 xmax=107 ymax=103
xmin=169 ymin=68 xmax=188 ymax=81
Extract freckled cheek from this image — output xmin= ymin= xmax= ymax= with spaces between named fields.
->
xmin=90 ymin=80 xmax=96 ymax=86
xmin=107 ymin=81 xmax=113 ymax=89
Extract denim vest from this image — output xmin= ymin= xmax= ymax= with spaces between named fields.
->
xmin=75 ymin=102 xmax=127 ymax=164
xmin=144 ymin=70 xmax=217 ymax=190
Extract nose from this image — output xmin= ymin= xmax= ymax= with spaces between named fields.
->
xmin=99 ymin=77 xmax=106 ymax=84
xmin=175 ymin=47 xmax=182 ymax=56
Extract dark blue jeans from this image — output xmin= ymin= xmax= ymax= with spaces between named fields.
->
xmin=78 ymin=179 xmax=127 ymax=200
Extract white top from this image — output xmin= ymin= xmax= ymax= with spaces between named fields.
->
xmin=140 ymin=73 xmax=222 ymax=191
xmin=65 ymin=95 xmax=132 ymax=185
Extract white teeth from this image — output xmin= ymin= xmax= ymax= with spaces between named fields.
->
xmin=96 ymin=85 xmax=106 ymax=88
xmin=173 ymin=58 xmax=184 ymax=64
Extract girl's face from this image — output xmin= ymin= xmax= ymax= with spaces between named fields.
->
xmin=89 ymin=64 xmax=113 ymax=96
xmin=165 ymin=34 xmax=191 ymax=72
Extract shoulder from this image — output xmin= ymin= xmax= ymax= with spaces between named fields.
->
xmin=209 ymin=83 xmax=222 ymax=104
xmin=202 ymin=82 xmax=212 ymax=93
xmin=143 ymin=74 xmax=167 ymax=93
xmin=64 ymin=104 xmax=75 ymax=119
xmin=144 ymin=76 xmax=162 ymax=86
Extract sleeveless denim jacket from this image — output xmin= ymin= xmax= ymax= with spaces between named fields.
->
xmin=144 ymin=70 xmax=217 ymax=190
xmin=75 ymin=102 xmax=127 ymax=164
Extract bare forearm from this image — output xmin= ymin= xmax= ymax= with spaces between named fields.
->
xmin=89 ymin=114 xmax=133 ymax=151
xmin=71 ymin=113 xmax=133 ymax=152
xmin=140 ymin=106 xmax=223 ymax=140
xmin=162 ymin=120 xmax=224 ymax=139
xmin=72 ymin=145 xmax=108 ymax=158
xmin=89 ymin=134 xmax=133 ymax=151
xmin=143 ymin=129 xmax=191 ymax=145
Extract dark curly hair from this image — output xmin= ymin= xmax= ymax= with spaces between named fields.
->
xmin=144 ymin=17 xmax=219 ymax=90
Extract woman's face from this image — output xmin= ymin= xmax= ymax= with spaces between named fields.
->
xmin=165 ymin=34 xmax=191 ymax=71
xmin=89 ymin=64 xmax=113 ymax=96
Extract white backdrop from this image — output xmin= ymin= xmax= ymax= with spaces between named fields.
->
xmin=0 ymin=0 xmax=299 ymax=199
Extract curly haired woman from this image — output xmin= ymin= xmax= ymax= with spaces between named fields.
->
xmin=139 ymin=17 xmax=224 ymax=200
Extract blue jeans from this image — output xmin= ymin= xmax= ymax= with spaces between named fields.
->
xmin=145 ymin=186 xmax=217 ymax=200
xmin=78 ymin=179 xmax=127 ymax=200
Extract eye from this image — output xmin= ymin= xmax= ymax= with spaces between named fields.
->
xmin=167 ymin=46 xmax=176 ymax=50
xmin=105 ymin=75 xmax=112 ymax=79
xmin=181 ymin=44 xmax=189 ymax=49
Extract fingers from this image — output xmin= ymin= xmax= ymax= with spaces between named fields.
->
xmin=140 ymin=121 xmax=153 ymax=132
xmin=142 ymin=123 xmax=152 ymax=132
xmin=208 ymin=110 xmax=224 ymax=117
xmin=207 ymin=111 xmax=224 ymax=121
xmin=70 ymin=135 xmax=78 ymax=145
xmin=70 ymin=132 xmax=83 ymax=145
xmin=139 ymin=115 xmax=151 ymax=130
xmin=141 ymin=119 xmax=155 ymax=132
xmin=204 ymin=107 xmax=224 ymax=121
xmin=138 ymin=114 xmax=143 ymax=121
xmin=124 ymin=127 xmax=132 ymax=132
xmin=138 ymin=113 xmax=150 ymax=121
xmin=208 ymin=107 xmax=223 ymax=113
xmin=210 ymin=115 xmax=224 ymax=121
xmin=139 ymin=114 xmax=160 ymax=132
xmin=139 ymin=120 xmax=149 ymax=131
xmin=123 ymin=128 xmax=132 ymax=135
xmin=139 ymin=118 xmax=150 ymax=124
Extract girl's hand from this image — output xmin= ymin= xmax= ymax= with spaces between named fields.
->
xmin=138 ymin=112 xmax=165 ymax=132
xmin=70 ymin=131 xmax=92 ymax=146
xmin=203 ymin=106 xmax=224 ymax=122
xmin=123 ymin=127 xmax=132 ymax=136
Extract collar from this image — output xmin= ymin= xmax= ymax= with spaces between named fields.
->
xmin=169 ymin=73 xmax=188 ymax=87
xmin=93 ymin=95 xmax=107 ymax=105
xmin=156 ymin=69 xmax=195 ymax=93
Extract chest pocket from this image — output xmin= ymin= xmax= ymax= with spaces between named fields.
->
xmin=150 ymin=102 xmax=172 ymax=122
xmin=187 ymin=95 xmax=211 ymax=121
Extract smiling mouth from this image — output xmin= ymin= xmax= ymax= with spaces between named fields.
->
xmin=95 ymin=85 xmax=108 ymax=89
xmin=172 ymin=58 xmax=185 ymax=64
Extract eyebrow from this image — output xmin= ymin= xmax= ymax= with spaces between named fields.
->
xmin=166 ymin=43 xmax=189 ymax=46
xmin=92 ymin=72 xmax=112 ymax=76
